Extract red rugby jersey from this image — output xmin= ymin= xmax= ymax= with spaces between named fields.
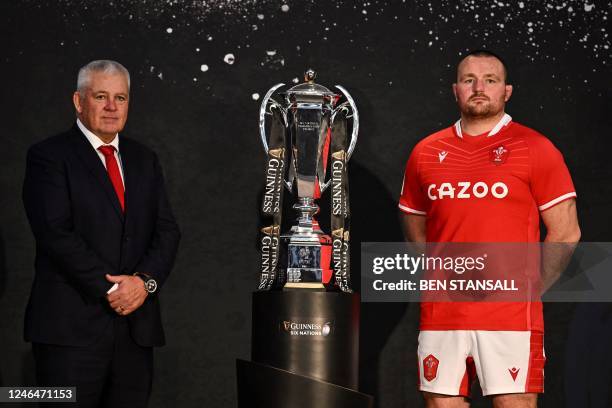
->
xmin=399 ymin=114 xmax=576 ymax=331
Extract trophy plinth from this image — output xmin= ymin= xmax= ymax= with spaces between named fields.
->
xmin=237 ymin=291 xmax=373 ymax=408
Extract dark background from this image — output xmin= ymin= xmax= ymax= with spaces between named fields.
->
xmin=1 ymin=1 xmax=611 ymax=407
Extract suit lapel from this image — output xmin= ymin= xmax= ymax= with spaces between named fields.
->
xmin=69 ymin=126 xmax=124 ymax=221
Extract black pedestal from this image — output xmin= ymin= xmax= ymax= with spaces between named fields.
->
xmin=236 ymin=291 xmax=373 ymax=408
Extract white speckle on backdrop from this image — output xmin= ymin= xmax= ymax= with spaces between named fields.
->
xmin=252 ymin=93 xmax=260 ymax=100
xmin=139 ymin=0 xmax=612 ymax=65
xmin=200 ymin=64 xmax=209 ymax=72
xmin=37 ymin=0 xmax=610 ymax=88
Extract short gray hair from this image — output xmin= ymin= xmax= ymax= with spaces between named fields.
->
xmin=76 ymin=60 xmax=130 ymax=95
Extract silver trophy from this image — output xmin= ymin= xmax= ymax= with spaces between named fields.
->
xmin=258 ymin=69 xmax=359 ymax=290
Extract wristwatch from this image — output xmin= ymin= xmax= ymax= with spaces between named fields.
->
xmin=134 ymin=272 xmax=158 ymax=294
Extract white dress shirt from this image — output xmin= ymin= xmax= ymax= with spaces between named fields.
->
xmin=76 ymin=119 xmax=125 ymax=184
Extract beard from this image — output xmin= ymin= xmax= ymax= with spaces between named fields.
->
xmin=460 ymin=95 xmax=504 ymax=119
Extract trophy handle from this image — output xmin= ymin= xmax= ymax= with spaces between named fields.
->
xmin=319 ymin=85 xmax=359 ymax=194
xmin=258 ymin=83 xmax=287 ymax=154
xmin=259 ymin=83 xmax=293 ymax=192
xmin=333 ymin=85 xmax=359 ymax=161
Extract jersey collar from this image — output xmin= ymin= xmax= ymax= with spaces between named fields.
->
xmin=454 ymin=113 xmax=512 ymax=139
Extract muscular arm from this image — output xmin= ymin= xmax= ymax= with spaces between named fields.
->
xmin=540 ymin=198 xmax=581 ymax=294
xmin=400 ymin=212 xmax=426 ymax=243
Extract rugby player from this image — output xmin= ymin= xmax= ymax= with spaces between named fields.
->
xmin=399 ymin=50 xmax=581 ymax=407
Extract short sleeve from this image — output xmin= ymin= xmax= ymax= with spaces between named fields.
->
xmin=529 ymin=136 xmax=576 ymax=211
xmin=399 ymin=145 xmax=427 ymax=215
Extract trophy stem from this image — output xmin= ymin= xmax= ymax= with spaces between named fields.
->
xmin=293 ymin=197 xmax=319 ymax=230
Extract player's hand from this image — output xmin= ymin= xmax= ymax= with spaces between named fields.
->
xmin=105 ymin=274 xmax=147 ymax=315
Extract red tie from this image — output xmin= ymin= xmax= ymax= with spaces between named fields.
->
xmin=98 ymin=145 xmax=125 ymax=211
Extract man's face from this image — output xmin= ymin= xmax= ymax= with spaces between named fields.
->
xmin=73 ymin=72 xmax=129 ymax=141
xmin=452 ymin=56 xmax=512 ymax=119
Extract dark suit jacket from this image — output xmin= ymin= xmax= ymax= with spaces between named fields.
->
xmin=23 ymin=124 xmax=181 ymax=347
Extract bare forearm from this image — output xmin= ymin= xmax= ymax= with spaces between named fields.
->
xmin=540 ymin=199 xmax=581 ymax=294
xmin=541 ymin=229 xmax=581 ymax=294
xmin=401 ymin=213 xmax=426 ymax=243
xmin=540 ymin=241 xmax=578 ymax=294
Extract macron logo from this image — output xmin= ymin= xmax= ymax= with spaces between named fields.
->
xmin=508 ymin=367 xmax=520 ymax=381
xmin=438 ymin=151 xmax=448 ymax=163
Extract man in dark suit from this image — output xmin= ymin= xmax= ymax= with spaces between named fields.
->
xmin=22 ymin=59 xmax=181 ymax=407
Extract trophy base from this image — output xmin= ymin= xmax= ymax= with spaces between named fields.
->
xmin=281 ymin=227 xmax=332 ymax=288
xmin=283 ymin=282 xmax=325 ymax=290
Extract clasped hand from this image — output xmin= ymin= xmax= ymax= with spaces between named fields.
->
xmin=105 ymin=274 xmax=147 ymax=315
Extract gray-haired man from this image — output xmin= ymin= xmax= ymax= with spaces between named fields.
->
xmin=23 ymin=60 xmax=180 ymax=407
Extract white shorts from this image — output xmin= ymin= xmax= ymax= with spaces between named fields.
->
xmin=417 ymin=330 xmax=545 ymax=396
